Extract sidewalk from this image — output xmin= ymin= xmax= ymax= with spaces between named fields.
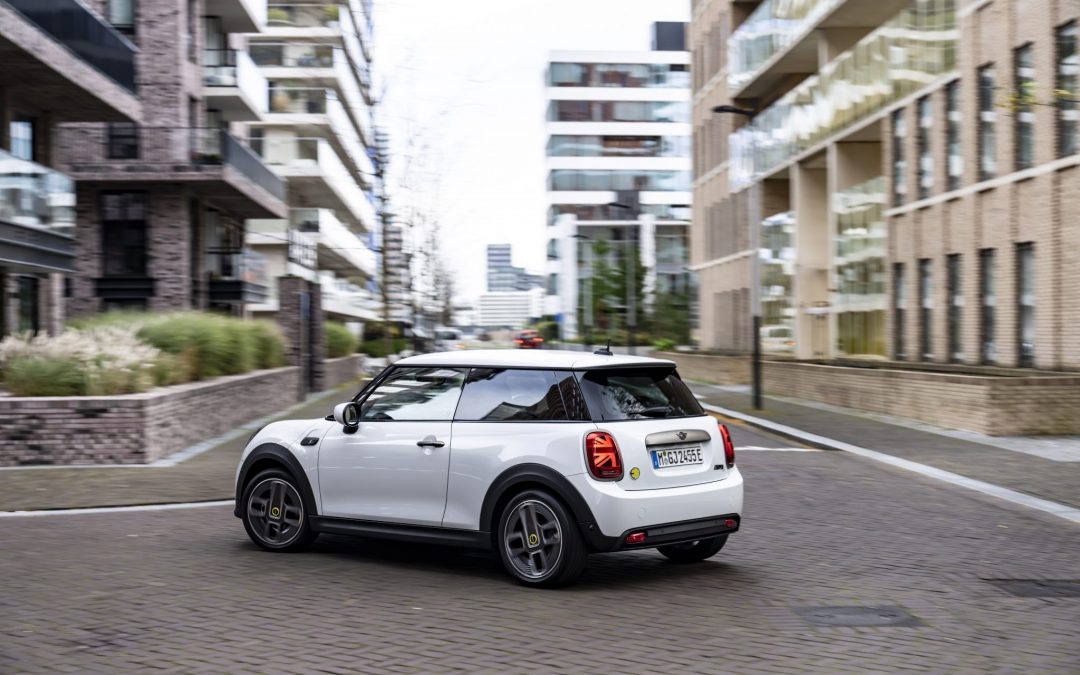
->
xmin=0 ymin=383 xmax=361 ymax=512
xmin=691 ymin=383 xmax=1080 ymax=510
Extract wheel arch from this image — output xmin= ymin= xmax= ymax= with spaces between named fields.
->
xmin=234 ymin=443 xmax=318 ymax=519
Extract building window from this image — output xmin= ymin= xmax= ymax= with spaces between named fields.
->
xmin=947 ymin=254 xmax=962 ymax=362
xmin=946 ymin=81 xmax=962 ymax=190
xmin=894 ymin=263 xmax=906 ymax=360
xmin=100 ymin=192 xmax=147 ymax=278
xmin=1057 ymin=22 xmax=1078 ymax=157
xmin=891 ymin=110 xmax=907 ymax=206
xmin=978 ymin=64 xmax=996 ymax=181
xmin=9 ymin=119 xmax=34 ymax=161
xmin=107 ymin=123 xmax=139 ymax=159
xmin=546 ymin=273 xmax=558 ymax=295
xmin=16 ymin=276 xmax=40 ymax=333
xmin=107 ymin=0 xmax=135 ymax=32
xmin=1015 ymin=44 xmax=1035 ymax=170
xmin=979 ymin=249 xmax=996 ymax=364
xmin=1017 ymin=243 xmax=1035 ymax=367
xmin=919 ymin=259 xmax=933 ymax=361
xmin=917 ymin=96 xmax=933 ymax=199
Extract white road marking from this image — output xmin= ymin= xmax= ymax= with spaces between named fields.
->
xmin=702 ymin=402 xmax=1080 ymax=525
xmin=738 ymin=446 xmax=821 ymax=452
xmin=0 ymin=500 xmax=233 ymax=518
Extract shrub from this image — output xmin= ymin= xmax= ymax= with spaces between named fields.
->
xmin=246 ymin=320 xmax=287 ymax=369
xmin=360 ymin=337 xmax=407 ymax=358
xmin=325 ymin=322 xmax=358 ymax=358
xmin=653 ymin=338 xmax=676 ymax=352
xmin=3 ymin=357 xmax=85 ymax=396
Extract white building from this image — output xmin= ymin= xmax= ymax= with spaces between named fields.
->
xmin=544 ymin=23 xmax=692 ymax=340
xmin=478 ymin=289 xmax=545 ymax=329
xmin=242 ymin=0 xmax=378 ymax=324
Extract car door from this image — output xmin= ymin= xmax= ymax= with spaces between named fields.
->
xmin=318 ymin=366 xmax=467 ymax=526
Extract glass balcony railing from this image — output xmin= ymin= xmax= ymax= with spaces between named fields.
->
xmin=203 ymin=49 xmax=268 ymax=112
xmin=266 ymin=3 xmax=342 ymax=28
xmin=730 ymin=0 xmax=957 ymax=188
xmin=268 ymin=86 xmax=329 ymax=114
xmin=250 ymin=42 xmax=336 ymax=68
xmin=5 ymin=0 xmax=137 ymax=92
xmin=727 ymin=0 xmax=842 ymax=92
xmin=834 ymin=176 xmax=888 ymax=358
xmin=0 ymin=148 xmax=75 ymax=236
xmin=252 ymin=136 xmax=367 ymax=216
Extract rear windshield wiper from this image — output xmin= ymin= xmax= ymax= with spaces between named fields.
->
xmin=634 ymin=405 xmax=673 ymax=418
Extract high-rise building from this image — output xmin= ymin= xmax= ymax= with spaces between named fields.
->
xmin=0 ymin=0 xmax=141 ymax=335
xmin=56 ymin=0 xmax=288 ymax=317
xmin=544 ymin=22 xmax=692 ymax=340
xmin=692 ymin=0 xmax=1079 ymax=369
xmin=487 ymin=243 xmax=542 ymax=292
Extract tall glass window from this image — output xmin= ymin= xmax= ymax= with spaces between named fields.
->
xmin=108 ymin=0 xmax=135 ymax=31
xmin=1017 ymin=243 xmax=1035 ymax=367
xmin=1015 ymin=45 xmax=1035 ymax=170
xmin=978 ymin=65 xmax=997 ymax=181
xmin=1057 ymin=22 xmax=1078 ymax=157
xmin=835 ymin=178 xmax=887 ymax=358
xmin=9 ymin=119 xmax=33 ymax=161
xmin=894 ymin=263 xmax=906 ymax=360
xmin=917 ymin=96 xmax=934 ymax=199
xmin=979 ymin=249 xmax=996 ymax=364
xmin=892 ymin=110 xmax=907 ymax=206
xmin=947 ymin=254 xmax=962 ymax=362
xmin=919 ymin=259 xmax=933 ymax=361
xmin=946 ymin=81 xmax=963 ymax=190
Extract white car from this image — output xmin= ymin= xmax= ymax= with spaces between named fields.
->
xmin=234 ymin=349 xmax=744 ymax=587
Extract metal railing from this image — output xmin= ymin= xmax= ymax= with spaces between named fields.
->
xmin=3 ymin=0 xmax=138 ymax=91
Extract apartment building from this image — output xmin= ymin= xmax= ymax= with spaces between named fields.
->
xmin=487 ymin=244 xmax=542 ymax=292
xmin=544 ymin=22 xmax=693 ymax=340
xmin=53 ymin=0 xmax=287 ymax=317
xmin=0 ymin=0 xmax=140 ymax=334
xmin=691 ymin=0 xmax=1080 ymax=370
xmin=243 ymin=0 xmax=378 ymax=325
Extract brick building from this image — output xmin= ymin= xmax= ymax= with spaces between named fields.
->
xmin=691 ymin=0 xmax=1080 ymax=371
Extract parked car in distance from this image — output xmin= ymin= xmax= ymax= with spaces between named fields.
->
xmin=761 ymin=324 xmax=795 ymax=353
xmin=235 ymin=349 xmax=744 ymax=587
xmin=514 ymin=329 xmax=544 ymax=349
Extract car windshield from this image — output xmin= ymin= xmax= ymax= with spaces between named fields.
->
xmin=576 ymin=367 xmax=704 ymax=421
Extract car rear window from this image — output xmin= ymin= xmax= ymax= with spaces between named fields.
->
xmin=576 ymin=367 xmax=704 ymax=421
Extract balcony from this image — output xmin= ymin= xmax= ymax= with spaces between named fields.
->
xmin=205 ymin=0 xmax=265 ymax=33
xmin=319 ymin=271 xmax=380 ymax=321
xmin=267 ymin=3 xmax=342 ymax=29
xmin=203 ymin=49 xmax=267 ymax=121
xmin=252 ymin=135 xmax=369 ymax=226
xmin=0 ymin=148 xmax=76 ymax=273
xmin=730 ymin=0 xmax=957 ymax=188
xmin=206 ymin=249 xmax=271 ymax=304
xmin=58 ymin=126 xmax=287 ymax=218
xmin=293 ymin=208 xmax=375 ymax=279
xmin=727 ymin=0 xmax=911 ymax=99
xmin=253 ymin=41 xmax=369 ymax=110
xmin=0 ymin=0 xmax=139 ymax=122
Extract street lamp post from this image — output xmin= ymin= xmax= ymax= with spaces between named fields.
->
xmin=712 ymin=105 xmax=763 ymax=410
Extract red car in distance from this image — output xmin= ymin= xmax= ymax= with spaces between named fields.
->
xmin=514 ymin=329 xmax=544 ymax=349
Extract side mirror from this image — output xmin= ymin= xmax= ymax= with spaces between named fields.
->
xmin=333 ymin=402 xmax=361 ymax=428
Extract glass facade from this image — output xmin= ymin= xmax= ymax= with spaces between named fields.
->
xmin=947 ymin=254 xmax=962 ymax=362
xmin=979 ymin=249 xmax=996 ymax=364
xmin=730 ymin=0 xmax=957 ymax=188
xmin=547 ymin=100 xmax=688 ymax=123
xmin=727 ymin=0 xmax=841 ymax=91
xmin=834 ymin=178 xmax=887 ymax=358
xmin=548 ymin=170 xmax=690 ymax=192
xmin=946 ymin=80 xmax=962 ymax=190
xmin=1057 ymin=22 xmax=1078 ymax=157
xmin=1015 ymin=45 xmax=1035 ymax=170
xmin=978 ymin=64 xmax=997 ymax=181
xmin=1017 ymin=243 xmax=1035 ymax=367
xmin=548 ymin=62 xmax=688 ymax=88
xmin=547 ymin=135 xmax=690 ymax=157
xmin=917 ymin=96 xmax=934 ymax=199
xmin=760 ymin=212 xmax=795 ymax=354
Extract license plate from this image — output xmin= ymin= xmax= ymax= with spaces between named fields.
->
xmin=651 ymin=445 xmax=704 ymax=469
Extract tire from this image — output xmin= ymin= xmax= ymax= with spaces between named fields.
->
xmin=496 ymin=489 xmax=587 ymax=588
xmin=657 ymin=535 xmax=728 ymax=563
xmin=241 ymin=469 xmax=318 ymax=552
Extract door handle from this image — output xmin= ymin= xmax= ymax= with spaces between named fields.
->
xmin=417 ymin=438 xmax=445 ymax=448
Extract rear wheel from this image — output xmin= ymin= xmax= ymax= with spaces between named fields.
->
xmin=496 ymin=490 xmax=587 ymax=587
xmin=657 ymin=535 xmax=727 ymax=563
xmin=241 ymin=469 xmax=318 ymax=552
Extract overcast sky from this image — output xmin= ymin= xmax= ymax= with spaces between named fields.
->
xmin=374 ymin=0 xmax=690 ymax=303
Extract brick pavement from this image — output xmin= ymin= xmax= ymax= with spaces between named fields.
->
xmin=0 ymin=426 xmax=1077 ymax=673
xmin=691 ymin=382 xmax=1080 ymax=509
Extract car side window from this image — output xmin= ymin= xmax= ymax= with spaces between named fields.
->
xmin=361 ymin=367 xmax=467 ymax=421
xmin=455 ymin=368 xmax=569 ymax=421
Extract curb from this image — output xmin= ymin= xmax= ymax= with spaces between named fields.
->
xmin=701 ymin=402 xmax=1080 ymax=525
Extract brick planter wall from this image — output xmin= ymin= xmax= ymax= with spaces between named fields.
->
xmin=0 ymin=366 xmax=300 ymax=466
xmin=323 ymin=354 xmax=364 ymax=391
xmin=657 ymin=351 xmax=752 ymax=385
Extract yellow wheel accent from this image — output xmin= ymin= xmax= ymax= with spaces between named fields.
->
xmin=528 ymin=532 xmax=539 ymax=546
xmin=270 ymin=506 xmax=280 ymax=517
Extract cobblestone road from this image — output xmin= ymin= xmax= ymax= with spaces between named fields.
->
xmin=2 ymin=426 xmax=1078 ymax=673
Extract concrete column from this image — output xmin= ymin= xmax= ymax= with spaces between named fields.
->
xmin=792 ymin=161 xmax=830 ymax=360
xmin=148 ymin=188 xmax=193 ymax=311
xmin=0 ymin=273 xmax=15 ymax=336
xmin=277 ymin=276 xmax=325 ymax=397
xmin=39 ymin=273 xmax=64 ymax=336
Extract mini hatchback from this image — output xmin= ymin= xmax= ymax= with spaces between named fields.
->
xmin=235 ymin=349 xmax=744 ymax=587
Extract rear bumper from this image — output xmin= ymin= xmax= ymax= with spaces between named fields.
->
xmin=600 ymin=514 xmax=740 ymax=552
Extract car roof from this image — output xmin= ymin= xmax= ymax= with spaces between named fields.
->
xmin=393 ymin=349 xmax=676 ymax=370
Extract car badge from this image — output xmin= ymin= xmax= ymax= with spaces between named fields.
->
xmin=629 ymin=467 xmax=640 ymax=480
xmin=676 ymin=431 xmax=687 ymax=441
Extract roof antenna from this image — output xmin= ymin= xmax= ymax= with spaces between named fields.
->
xmin=593 ymin=338 xmax=613 ymax=356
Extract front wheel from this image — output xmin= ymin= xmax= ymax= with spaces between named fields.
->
xmin=241 ymin=469 xmax=318 ymax=552
xmin=496 ymin=490 xmax=587 ymax=587
xmin=657 ymin=535 xmax=728 ymax=563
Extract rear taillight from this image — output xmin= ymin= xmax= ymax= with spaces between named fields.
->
xmin=585 ymin=431 xmax=623 ymax=480
xmin=718 ymin=422 xmax=735 ymax=468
